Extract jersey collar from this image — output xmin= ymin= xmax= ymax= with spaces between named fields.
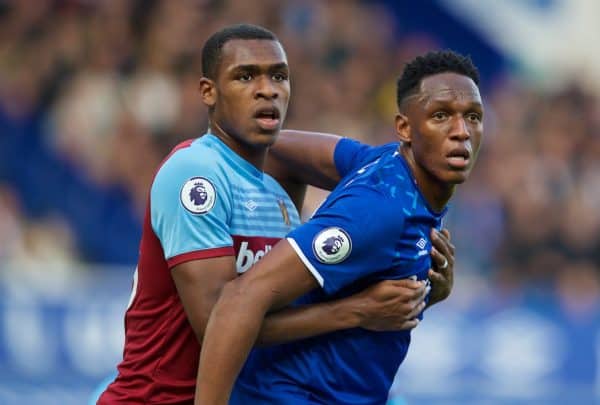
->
xmin=200 ymin=133 xmax=264 ymax=180
xmin=394 ymin=151 xmax=449 ymax=218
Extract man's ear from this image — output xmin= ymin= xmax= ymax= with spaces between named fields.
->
xmin=395 ymin=113 xmax=411 ymax=144
xmin=199 ymin=77 xmax=216 ymax=107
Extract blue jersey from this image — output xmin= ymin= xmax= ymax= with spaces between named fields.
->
xmin=232 ymin=138 xmax=446 ymax=405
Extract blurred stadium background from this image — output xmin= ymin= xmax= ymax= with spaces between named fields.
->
xmin=1 ymin=0 xmax=599 ymax=404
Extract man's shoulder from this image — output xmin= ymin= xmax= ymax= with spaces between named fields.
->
xmin=158 ymin=138 xmax=227 ymax=177
xmin=336 ymin=150 xmax=410 ymax=198
xmin=151 ymin=138 xmax=231 ymax=200
xmin=338 ymin=138 xmax=399 ymax=161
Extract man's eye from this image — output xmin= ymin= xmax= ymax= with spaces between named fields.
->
xmin=432 ymin=111 xmax=448 ymax=120
xmin=239 ymin=73 xmax=253 ymax=82
xmin=467 ymin=112 xmax=482 ymax=123
xmin=272 ymin=73 xmax=288 ymax=82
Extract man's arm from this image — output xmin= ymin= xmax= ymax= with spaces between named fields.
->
xmin=267 ymin=129 xmax=342 ymax=189
xmin=196 ymin=240 xmax=318 ymax=405
xmin=172 ymin=258 xmax=238 ymax=342
xmin=265 ymin=130 xmax=342 ymax=212
xmin=257 ymin=277 xmax=427 ymax=344
xmin=173 ymin=256 xmax=428 ymax=346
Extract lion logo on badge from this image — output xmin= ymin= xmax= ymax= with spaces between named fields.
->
xmin=190 ymin=182 xmax=208 ymax=205
xmin=312 ymin=227 xmax=352 ymax=264
xmin=322 ymin=235 xmax=344 ymax=255
xmin=180 ymin=177 xmax=216 ymax=214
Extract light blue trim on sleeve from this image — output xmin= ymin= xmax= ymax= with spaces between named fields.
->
xmin=151 ymin=145 xmax=233 ymax=260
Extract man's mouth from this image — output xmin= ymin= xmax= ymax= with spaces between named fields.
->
xmin=254 ymin=107 xmax=281 ymax=131
xmin=446 ymin=147 xmax=471 ymax=169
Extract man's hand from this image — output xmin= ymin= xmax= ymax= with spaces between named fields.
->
xmin=352 ymin=279 xmax=430 ymax=331
xmin=427 ymin=228 xmax=455 ymax=307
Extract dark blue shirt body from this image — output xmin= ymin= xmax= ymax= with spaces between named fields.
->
xmin=232 ymin=138 xmax=447 ymax=404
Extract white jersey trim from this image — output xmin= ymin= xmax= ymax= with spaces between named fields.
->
xmin=286 ymin=237 xmax=324 ymax=288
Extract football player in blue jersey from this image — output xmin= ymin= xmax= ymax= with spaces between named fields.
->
xmin=197 ymin=49 xmax=482 ymax=405
xmin=97 ymin=24 xmax=455 ymax=404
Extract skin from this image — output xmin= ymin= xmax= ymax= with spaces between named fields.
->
xmin=199 ymin=39 xmax=290 ymax=169
xmin=195 ymin=71 xmax=482 ymax=405
xmin=397 ymin=72 xmax=484 ymax=211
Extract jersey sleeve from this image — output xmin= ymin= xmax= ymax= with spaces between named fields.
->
xmin=334 ymin=138 xmax=401 ymax=179
xmin=150 ymin=151 xmax=234 ymax=268
xmin=333 ymin=138 xmax=373 ymax=179
xmin=286 ymin=186 xmax=405 ymax=295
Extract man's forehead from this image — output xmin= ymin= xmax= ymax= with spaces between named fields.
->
xmin=419 ymin=73 xmax=481 ymax=102
xmin=420 ymin=89 xmax=481 ymax=102
xmin=221 ymin=39 xmax=287 ymax=68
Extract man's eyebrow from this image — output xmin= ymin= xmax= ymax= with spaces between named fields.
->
xmin=426 ymin=97 xmax=483 ymax=105
xmin=231 ymin=63 xmax=288 ymax=72
xmin=230 ymin=64 xmax=260 ymax=73
xmin=411 ymin=91 xmax=483 ymax=105
xmin=268 ymin=63 xmax=289 ymax=71
xmin=412 ymin=89 xmax=479 ymax=97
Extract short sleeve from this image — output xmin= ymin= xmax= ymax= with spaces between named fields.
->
xmin=333 ymin=138 xmax=372 ymax=179
xmin=286 ymin=186 xmax=405 ymax=295
xmin=334 ymin=138 xmax=401 ymax=179
xmin=150 ymin=150 xmax=234 ymax=268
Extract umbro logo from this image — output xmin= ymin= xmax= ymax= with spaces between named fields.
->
xmin=415 ymin=237 xmax=428 ymax=257
xmin=245 ymin=200 xmax=258 ymax=211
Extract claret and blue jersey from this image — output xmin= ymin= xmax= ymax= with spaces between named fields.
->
xmin=232 ymin=138 xmax=447 ymax=405
xmin=151 ymin=134 xmax=301 ymax=271
xmin=99 ymin=134 xmax=301 ymax=404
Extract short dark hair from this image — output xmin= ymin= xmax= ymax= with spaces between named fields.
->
xmin=396 ymin=50 xmax=480 ymax=108
xmin=201 ymin=24 xmax=279 ymax=79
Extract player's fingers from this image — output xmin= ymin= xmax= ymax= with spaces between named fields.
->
xmin=430 ymin=247 xmax=450 ymax=274
xmin=388 ymin=281 xmax=426 ymax=303
xmin=369 ymin=279 xmax=422 ymax=301
xmin=428 ymin=268 xmax=443 ymax=282
xmin=430 ymin=231 xmax=449 ymax=263
xmin=405 ymin=282 xmax=429 ymax=307
xmin=431 ymin=229 xmax=454 ymax=258
xmin=405 ymin=301 xmax=426 ymax=319
xmin=419 ymin=283 xmax=430 ymax=301
xmin=386 ymin=278 xmax=424 ymax=290
xmin=441 ymin=228 xmax=451 ymax=241
xmin=397 ymin=318 xmax=420 ymax=331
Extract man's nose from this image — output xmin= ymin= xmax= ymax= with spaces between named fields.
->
xmin=255 ymin=76 xmax=279 ymax=99
xmin=450 ymin=116 xmax=470 ymax=140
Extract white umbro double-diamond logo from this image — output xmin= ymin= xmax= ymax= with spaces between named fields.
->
xmin=245 ymin=200 xmax=258 ymax=211
xmin=416 ymin=238 xmax=428 ymax=257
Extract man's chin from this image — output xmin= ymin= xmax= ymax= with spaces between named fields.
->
xmin=257 ymin=129 xmax=280 ymax=142
xmin=247 ymin=131 xmax=279 ymax=149
xmin=447 ymin=171 xmax=470 ymax=184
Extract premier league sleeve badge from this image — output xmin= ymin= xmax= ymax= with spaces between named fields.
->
xmin=180 ymin=177 xmax=217 ymax=214
xmin=312 ymin=227 xmax=352 ymax=264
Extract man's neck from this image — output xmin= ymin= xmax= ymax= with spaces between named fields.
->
xmin=209 ymin=123 xmax=267 ymax=171
xmin=399 ymin=146 xmax=454 ymax=213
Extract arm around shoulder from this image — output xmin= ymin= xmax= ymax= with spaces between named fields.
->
xmin=266 ymin=130 xmax=342 ymax=190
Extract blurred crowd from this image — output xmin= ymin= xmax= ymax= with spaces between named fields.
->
xmin=0 ymin=0 xmax=598 ymax=305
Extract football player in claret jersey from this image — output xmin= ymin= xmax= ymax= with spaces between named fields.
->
xmin=98 ymin=25 xmax=455 ymax=404
xmin=197 ymin=50 xmax=483 ymax=405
